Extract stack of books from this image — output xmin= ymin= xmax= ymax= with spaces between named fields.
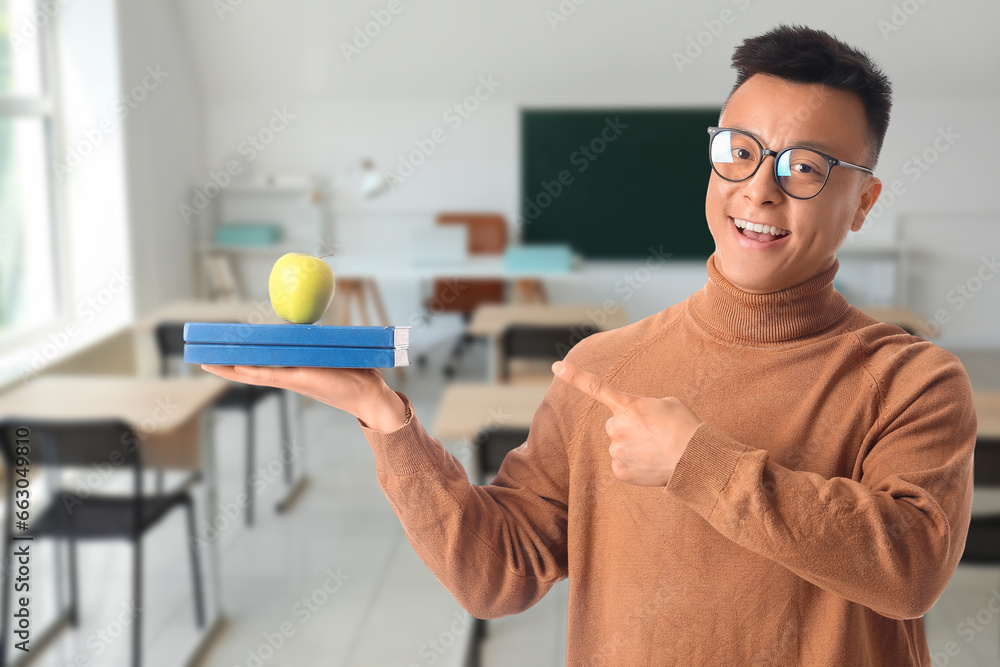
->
xmin=183 ymin=323 xmax=411 ymax=368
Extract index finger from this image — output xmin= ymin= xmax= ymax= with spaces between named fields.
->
xmin=552 ymin=360 xmax=632 ymax=413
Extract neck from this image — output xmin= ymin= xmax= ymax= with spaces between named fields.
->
xmin=688 ymin=253 xmax=851 ymax=345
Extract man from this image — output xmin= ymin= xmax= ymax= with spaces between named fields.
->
xmin=204 ymin=25 xmax=976 ymax=665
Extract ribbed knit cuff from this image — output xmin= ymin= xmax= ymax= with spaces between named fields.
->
xmin=357 ymin=391 xmax=435 ymax=476
xmin=664 ymin=421 xmax=748 ymax=520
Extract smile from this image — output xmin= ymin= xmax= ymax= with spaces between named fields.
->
xmin=729 ymin=217 xmax=792 ymax=249
xmin=732 ymin=218 xmax=790 ymax=236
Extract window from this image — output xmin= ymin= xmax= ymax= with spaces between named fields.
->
xmin=0 ymin=0 xmax=59 ymax=345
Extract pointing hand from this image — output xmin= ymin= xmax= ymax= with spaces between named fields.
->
xmin=552 ymin=360 xmax=703 ymax=486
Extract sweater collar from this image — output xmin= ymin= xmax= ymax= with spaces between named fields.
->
xmin=688 ymin=253 xmax=851 ymax=345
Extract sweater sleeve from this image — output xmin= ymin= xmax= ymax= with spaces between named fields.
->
xmin=357 ymin=378 xmax=577 ymax=620
xmin=665 ymin=347 xmax=977 ymax=620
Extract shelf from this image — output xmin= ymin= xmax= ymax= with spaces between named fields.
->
xmin=197 ymin=243 xmax=318 ymax=255
xmin=220 ymin=176 xmax=327 ymax=196
xmin=224 ymin=185 xmax=323 ymax=196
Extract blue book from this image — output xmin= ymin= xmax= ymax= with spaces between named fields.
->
xmin=185 ymin=343 xmax=409 ymax=368
xmin=183 ymin=322 xmax=410 ymax=348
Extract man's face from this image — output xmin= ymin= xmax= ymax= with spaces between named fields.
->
xmin=705 ymin=74 xmax=882 ymax=293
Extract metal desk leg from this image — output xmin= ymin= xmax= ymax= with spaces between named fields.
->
xmin=185 ymin=409 xmax=228 ymax=664
xmin=276 ymin=391 xmax=310 ymax=514
xmin=487 ymin=335 xmax=500 ymax=383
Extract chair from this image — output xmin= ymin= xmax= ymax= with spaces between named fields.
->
xmin=201 ymin=252 xmax=242 ymax=302
xmin=154 ymin=322 xmax=292 ymax=526
xmin=474 ymin=427 xmax=531 ymax=485
xmin=425 ymin=213 xmax=509 ymax=378
xmin=960 ymin=435 xmax=1000 ymax=657
xmin=499 ymin=323 xmax=599 ymax=383
xmin=470 ymin=426 xmax=531 ymax=664
xmin=960 ymin=436 xmax=1000 ymax=563
xmin=0 ymin=419 xmax=204 ymax=667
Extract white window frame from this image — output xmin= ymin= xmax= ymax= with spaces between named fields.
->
xmin=0 ymin=0 xmax=68 ymax=354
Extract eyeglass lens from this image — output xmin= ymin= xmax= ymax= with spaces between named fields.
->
xmin=710 ymin=129 xmax=829 ymax=198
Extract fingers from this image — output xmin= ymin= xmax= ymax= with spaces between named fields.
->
xmin=199 ymin=365 xmax=385 ymax=416
xmin=552 ymin=360 xmax=632 ymax=414
xmin=200 ymin=364 xmax=293 ymax=389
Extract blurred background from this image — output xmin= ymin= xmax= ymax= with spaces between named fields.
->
xmin=0 ymin=0 xmax=998 ymax=665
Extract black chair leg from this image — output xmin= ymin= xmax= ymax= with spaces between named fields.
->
xmin=183 ymin=499 xmax=206 ymax=628
xmin=245 ymin=406 xmax=255 ymax=527
xmin=133 ymin=536 xmax=142 ymax=667
xmin=68 ymin=537 xmax=79 ymax=626
xmin=279 ymin=391 xmax=293 ymax=486
xmin=1 ymin=511 xmax=13 ymax=667
xmin=472 ymin=617 xmax=488 ymax=667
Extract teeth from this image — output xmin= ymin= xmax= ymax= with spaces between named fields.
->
xmin=733 ymin=218 xmax=789 ymax=236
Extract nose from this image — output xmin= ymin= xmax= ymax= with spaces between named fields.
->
xmin=741 ymin=154 xmax=784 ymax=205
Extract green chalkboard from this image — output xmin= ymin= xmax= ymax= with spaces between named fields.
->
xmin=520 ymin=109 xmax=721 ymax=259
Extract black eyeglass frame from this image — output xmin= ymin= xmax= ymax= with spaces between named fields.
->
xmin=706 ymin=126 xmax=875 ymax=200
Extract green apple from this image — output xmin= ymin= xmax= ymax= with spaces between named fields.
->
xmin=268 ymin=252 xmax=335 ymax=324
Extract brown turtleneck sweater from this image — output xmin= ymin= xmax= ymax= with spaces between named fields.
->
xmin=358 ymin=253 xmax=976 ymax=666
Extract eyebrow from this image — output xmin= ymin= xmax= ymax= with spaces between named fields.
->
xmin=728 ymin=124 xmax=839 ymax=156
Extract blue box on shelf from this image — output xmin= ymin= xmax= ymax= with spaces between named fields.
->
xmin=503 ymin=243 xmax=574 ymax=273
xmin=214 ymin=223 xmax=283 ymax=246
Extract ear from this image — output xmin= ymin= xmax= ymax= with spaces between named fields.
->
xmin=851 ymin=177 xmax=882 ymax=233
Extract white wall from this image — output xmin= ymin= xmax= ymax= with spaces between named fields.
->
xmin=116 ymin=0 xmax=206 ymax=317
xmin=172 ymin=0 xmax=1000 ymax=346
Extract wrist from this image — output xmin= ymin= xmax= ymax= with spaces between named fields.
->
xmin=361 ymin=386 xmax=409 ymax=433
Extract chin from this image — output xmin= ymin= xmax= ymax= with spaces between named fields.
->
xmin=715 ymin=251 xmax=784 ymax=293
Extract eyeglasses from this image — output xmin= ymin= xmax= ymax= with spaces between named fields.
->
xmin=707 ymin=126 xmax=874 ymax=200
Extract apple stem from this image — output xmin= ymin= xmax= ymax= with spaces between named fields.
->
xmin=319 ymin=253 xmax=336 ymax=259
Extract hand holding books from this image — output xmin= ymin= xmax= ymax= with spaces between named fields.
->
xmin=200 ymin=363 xmax=409 ymax=433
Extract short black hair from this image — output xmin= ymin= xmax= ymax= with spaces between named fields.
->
xmin=725 ymin=24 xmax=892 ymax=168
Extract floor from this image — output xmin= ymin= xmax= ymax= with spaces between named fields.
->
xmin=10 ymin=317 xmax=1000 ymax=667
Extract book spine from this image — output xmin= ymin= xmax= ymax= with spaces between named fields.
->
xmin=184 ymin=344 xmax=408 ymax=368
xmin=184 ymin=322 xmax=411 ymax=348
